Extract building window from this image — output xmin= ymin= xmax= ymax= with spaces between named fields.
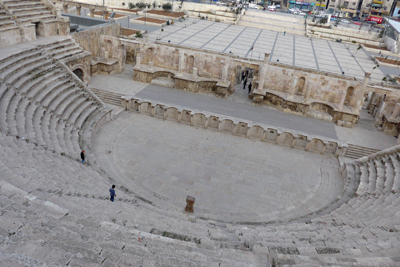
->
xmin=344 ymin=1 xmax=349 ymax=6
xmin=353 ymin=2 xmax=356 ymax=5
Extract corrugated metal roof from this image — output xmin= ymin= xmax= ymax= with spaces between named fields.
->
xmin=388 ymin=18 xmax=400 ymax=33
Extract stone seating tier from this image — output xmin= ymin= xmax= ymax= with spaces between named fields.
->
xmin=1 ymin=38 xmax=400 ymax=265
xmin=355 ymin=151 xmax=400 ymax=196
xmin=0 ymin=133 xmax=261 ymax=266
xmin=2 ymin=0 xmax=57 ymax=25
xmin=0 ymin=38 xmax=102 ymax=157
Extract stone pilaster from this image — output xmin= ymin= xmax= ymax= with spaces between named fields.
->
xmin=391 ymin=103 xmax=400 ymax=120
xmin=287 ymin=76 xmax=298 ymax=99
xmin=303 ymin=81 xmax=311 ymax=103
xmin=338 ymin=90 xmax=347 ymax=110
xmin=257 ymin=53 xmax=270 ymax=91
xmin=178 ymin=50 xmax=184 ymax=73
xmin=221 ymin=60 xmax=230 ymax=83
xmin=136 ymin=52 xmax=141 ymax=66
xmin=355 ymin=72 xmax=371 ymax=111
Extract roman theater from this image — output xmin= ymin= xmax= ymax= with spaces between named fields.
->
xmin=1 ymin=0 xmax=400 ymax=266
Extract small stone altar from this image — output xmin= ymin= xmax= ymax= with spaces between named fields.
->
xmin=185 ymin=195 xmax=195 ymax=213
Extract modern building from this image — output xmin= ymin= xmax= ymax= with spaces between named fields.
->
xmin=361 ymin=0 xmax=396 ymax=16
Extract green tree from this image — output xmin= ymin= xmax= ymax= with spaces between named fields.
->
xmin=162 ymin=3 xmax=172 ymax=11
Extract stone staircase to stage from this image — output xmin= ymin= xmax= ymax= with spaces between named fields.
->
xmin=344 ymin=143 xmax=380 ymax=159
xmin=90 ymin=87 xmax=124 ymax=106
xmin=0 ymin=37 xmax=102 ymax=158
xmin=1 ymin=0 xmax=57 ymax=25
xmin=0 ymin=6 xmax=16 ymax=29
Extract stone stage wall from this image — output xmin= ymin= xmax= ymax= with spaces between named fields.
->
xmin=121 ymin=96 xmax=348 ymax=157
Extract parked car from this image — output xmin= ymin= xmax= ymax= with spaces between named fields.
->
xmin=298 ymin=11 xmax=306 ymax=15
xmin=330 ymin=17 xmax=338 ymax=21
xmin=341 ymin=19 xmax=351 ymax=24
xmin=352 ymin=17 xmax=360 ymax=21
xmin=366 ymin=15 xmax=383 ymax=24
xmin=249 ymin=3 xmax=260 ymax=9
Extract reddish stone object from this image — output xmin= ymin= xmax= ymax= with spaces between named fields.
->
xmin=185 ymin=195 xmax=195 ymax=213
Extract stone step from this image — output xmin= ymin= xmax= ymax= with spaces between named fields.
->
xmin=44 ymin=42 xmax=76 ymax=54
xmin=57 ymin=93 xmax=86 ymax=118
xmin=1 ymin=58 xmax=53 ymax=86
xmin=345 ymin=144 xmax=380 ymax=159
xmin=18 ymin=14 xmax=56 ymax=24
xmin=11 ymin=6 xmax=49 ymax=15
xmin=45 ymin=85 xmax=80 ymax=112
xmin=68 ymin=101 xmax=93 ymax=125
xmin=0 ymin=49 xmax=43 ymax=74
xmin=0 ymin=14 xmax=13 ymax=21
xmin=3 ymin=2 xmax=45 ymax=10
xmin=90 ymin=88 xmax=123 ymax=106
xmin=14 ymin=10 xmax=53 ymax=19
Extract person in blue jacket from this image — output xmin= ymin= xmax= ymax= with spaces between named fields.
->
xmin=109 ymin=185 xmax=116 ymax=202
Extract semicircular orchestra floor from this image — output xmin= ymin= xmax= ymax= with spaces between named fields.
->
xmin=93 ymin=112 xmax=343 ymax=223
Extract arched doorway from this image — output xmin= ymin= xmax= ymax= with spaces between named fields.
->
xmin=344 ymin=86 xmax=354 ymax=106
xmin=142 ymin=48 xmax=154 ymax=64
xmin=295 ymin=77 xmax=306 ymax=96
xmin=73 ymin=68 xmax=84 ymax=81
xmin=185 ymin=55 xmax=194 ymax=74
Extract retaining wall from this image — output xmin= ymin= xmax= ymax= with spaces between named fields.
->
xmin=121 ymin=96 xmax=348 ymax=157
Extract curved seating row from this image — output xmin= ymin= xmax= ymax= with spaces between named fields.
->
xmin=1 ymin=0 xmax=56 ymax=25
xmin=0 ymin=132 xmax=257 ymax=266
xmin=0 ymin=38 xmax=103 ymax=157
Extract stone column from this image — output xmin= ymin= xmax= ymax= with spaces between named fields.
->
xmin=178 ymin=50 xmax=184 ymax=73
xmin=76 ymin=6 xmax=82 ymax=16
xmin=257 ymin=53 xmax=270 ymax=90
xmin=193 ymin=67 xmax=198 ymax=78
xmin=303 ymin=81 xmax=311 ymax=103
xmin=63 ymin=4 xmax=68 ymax=13
xmin=391 ymin=103 xmax=400 ymax=120
xmin=366 ymin=92 xmax=374 ymax=111
xmin=89 ymin=8 xmax=95 ymax=18
xmin=304 ymin=82 xmax=312 ymax=102
xmin=338 ymin=90 xmax=347 ymax=110
xmin=136 ymin=52 xmax=141 ymax=66
xmin=355 ymin=72 xmax=371 ymax=110
xmin=103 ymin=11 xmax=109 ymax=20
xmin=375 ymin=101 xmax=386 ymax=126
xmin=287 ymin=76 xmax=298 ymax=99
xmin=221 ymin=60 xmax=230 ymax=83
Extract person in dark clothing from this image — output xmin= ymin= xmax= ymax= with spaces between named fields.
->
xmin=80 ymin=151 xmax=85 ymax=164
xmin=248 ymin=82 xmax=252 ymax=94
xmin=241 ymin=72 xmax=245 ymax=81
xmin=109 ymin=185 xmax=116 ymax=202
xmin=243 ymin=78 xmax=247 ymax=89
